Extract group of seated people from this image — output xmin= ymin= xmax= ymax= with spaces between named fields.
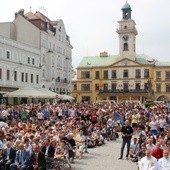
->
xmin=127 ymin=129 xmax=170 ymax=169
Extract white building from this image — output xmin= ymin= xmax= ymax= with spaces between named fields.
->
xmin=0 ymin=9 xmax=73 ymax=103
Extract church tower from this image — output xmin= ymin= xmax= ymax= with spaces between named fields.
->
xmin=116 ymin=2 xmax=138 ymax=60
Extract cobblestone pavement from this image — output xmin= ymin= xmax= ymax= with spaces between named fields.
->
xmin=71 ymin=139 xmax=137 ymax=170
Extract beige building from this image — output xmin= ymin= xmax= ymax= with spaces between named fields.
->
xmin=72 ymin=2 xmax=170 ymax=104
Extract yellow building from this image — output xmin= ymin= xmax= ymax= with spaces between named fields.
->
xmin=72 ymin=2 xmax=170 ymax=104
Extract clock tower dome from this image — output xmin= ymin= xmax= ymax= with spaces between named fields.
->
xmin=116 ymin=2 xmax=138 ymax=60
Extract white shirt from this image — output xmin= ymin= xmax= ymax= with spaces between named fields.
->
xmin=138 ymin=156 xmax=158 ymax=170
xmin=45 ymin=145 xmax=50 ymax=156
xmin=158 ymin=156 xmax=170 ymax=170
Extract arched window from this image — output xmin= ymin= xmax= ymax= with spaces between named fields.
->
xmin=124 ymin=25 xmax=127 ymax=29
xmin=42 ymin=85 xmax=45 ymax=88
xmin=123 ymin=43 xmax=129 ymax=51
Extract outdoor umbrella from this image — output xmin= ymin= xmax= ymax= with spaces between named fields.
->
xmin=60 ymin=94 xmax=75 ymax=101
xmin=3 ymin=87 xmax=51 ymax=98
xmin=38 ymin=88 xmax=62 ymax=99
xmin=0 ymin=121 xmax=8 ymax=127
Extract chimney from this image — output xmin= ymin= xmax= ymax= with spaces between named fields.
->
xmin=100 ymin=51 xmax=108 ymax=57
xmin=15 ymin=9 xmax=24 ymax=19
xmin=18 ymin=9 xmax=24 ymax=16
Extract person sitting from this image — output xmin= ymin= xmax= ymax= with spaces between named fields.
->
xmin=151 ymin=142 xmax=163 ymax=160
xmin=27 ymin=144 xmax=46 ymax=170
xmin=54 ymin=140 xmax=71 ymax=169
xmin=75 ymin=129 xmax=85 ymax=159
xmin=10 ymin=143 xmax=30 ymax=170
xmin=66 ymin=133 xmax=76 ymax=163
xmin=0 ymin=141 xmax=16 ymax=170
xmin=129 ymin=138 xmax=140 ymax=162
xmin=41 ymin=139 xmax=55 ymax=169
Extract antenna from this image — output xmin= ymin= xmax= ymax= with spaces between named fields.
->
xmin=30 ymin=6 xmax=32 ymax=12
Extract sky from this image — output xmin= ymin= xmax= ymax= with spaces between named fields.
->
xmin=0 ymin=0 xmax=170 ymax=68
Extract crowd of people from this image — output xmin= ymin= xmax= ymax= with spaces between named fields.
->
xmin=118 ymin=102 xmax=170 ymax=170
xmin=0 ymin=100 xmax=169 ymax=170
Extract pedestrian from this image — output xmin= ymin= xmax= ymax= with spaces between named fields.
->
xmin=118 ymin=119 xmax=133 ymax=159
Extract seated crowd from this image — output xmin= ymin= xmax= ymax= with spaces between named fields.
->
xmin=0 ymin=101 xmax=170 ymax=169
xmin=0 ymin=101 xmax=121 ymax=169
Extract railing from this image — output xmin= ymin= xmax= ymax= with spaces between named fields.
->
xmin=99 ymin=89 xmax=147 ymax=94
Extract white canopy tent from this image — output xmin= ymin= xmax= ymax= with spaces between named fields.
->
xmin=3 ymin=87 xmax=53 ymax=98
xmin=38 ymin=88 xmax=62 ymax=99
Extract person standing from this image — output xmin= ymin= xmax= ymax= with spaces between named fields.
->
xmin=138 ymin=149 xmax=158 ymax=170
xmin=118 ymin=119 xmax=133 ymax=159
xmin=158 ymin=149 xmax=170 ymax=170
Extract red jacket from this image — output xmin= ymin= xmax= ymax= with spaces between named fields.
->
xmin=151 ymin=148 xmax=163 ymax=160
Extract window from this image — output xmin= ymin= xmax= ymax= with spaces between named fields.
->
xmin=32 ymin=58 xmax=35 ymax=65
xmin=42 ymin=69 xmax=45 ymax=78
xmin=31 ymin=74 xmax=33 ymax=83
xmin=103 ymin=70 xmax=108 ymax=79
xmin=111 ymin=70 xmax=117 ymax=78
xmin=0 ymin=68 xmax=2 ymax=79
xmin=95 ymin=71 xmax=99 ymax=79
xmin=82 ymin=96 xmax=90 ymax=103
xmin=21 ymin=72 xmax=24 ymax=82
xmin=28 ymin=57 xmax=30 ymax=64
xmin=36 ymin=75 xmax=39 ymax=84
xmin=123 ymin=69 xmax=129 ymax=78
xmin=81 ymin=84 xmax=90 ymax=91
xmin=135 ymin=69 xmax=141 ymax=78
xmin=0 ymin=49 xmax=2 ymax=58
xmin=95 ymin=84 xmax=99 ymax=91
xmin=123 ymin=43 xmax=128 ymax=51
xmin=74 ymin=84 xmax=77 ymax=90
xmin=103 ymin=83 xmax=108 ymax=90
xmin=156 ymin=71 xmax=161 ymax=80
xmin=6 ymin=51 xmax=10 ymax=59
xmin=135 ymin=83 xmax=141 ymax=90
xmin=7 ymin=70 xmax=10 ymax=80
xmin=144 ymin=69 xmax=150 ymax=78
xmin=14 ymin=71 xmax=17 ymax=81
xmin=165 ymin=71 xmax=170 ymax=80
xmin=156 ymin=84 xmax=161 ymax=92
xmin=25 ymin=73 xmax=28 ymax=82
xmin=166 ymin=84 xmax=170 ymax=92
xmin=123 ymin=83 xmax=129 ymax=91
xmin=111 ymin=83 xmax=116 ymax=90
xmin=81 ymin=71 xmax=90 ymax=78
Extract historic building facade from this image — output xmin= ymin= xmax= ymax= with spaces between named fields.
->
xmin=0 ymin=9 xmax=72 ymax=103
xmin=72 ymin=2 xmax=170 ymax=103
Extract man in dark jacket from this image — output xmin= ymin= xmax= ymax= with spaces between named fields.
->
xmin=27 ymin=144 xmax=46 ymax=170
xmin=0 ymin=141 xmax=16 ymax=170
xmin=118 ymin=119 xmax=133 ymax=159
xmin=41 ymin=139 xmax=55 ymax=169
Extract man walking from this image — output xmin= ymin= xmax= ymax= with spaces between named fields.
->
xmin=118 ymin=119 xmax=133 ymax=159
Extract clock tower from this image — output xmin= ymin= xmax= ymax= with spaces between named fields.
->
xmin=116 ymin=2 xmax=138 ymax=60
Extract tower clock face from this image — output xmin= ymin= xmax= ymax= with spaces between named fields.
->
xmin=123 ymin=35 xmax=129 ymax=41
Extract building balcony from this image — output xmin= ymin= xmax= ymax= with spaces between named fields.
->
xmin=98 ymin=89 xmax=147 ymax=94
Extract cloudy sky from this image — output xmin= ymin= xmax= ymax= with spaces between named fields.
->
xmin=0 ymin=0 xmax=170 ymax=68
